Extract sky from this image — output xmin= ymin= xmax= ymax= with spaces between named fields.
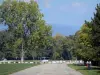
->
xmin=0 ymin=0 xmax=100 ymax=36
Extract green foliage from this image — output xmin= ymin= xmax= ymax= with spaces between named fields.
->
xmin=52 ymin=34 xmax=74 ymax=60
xmin=0 ymin=0 xmax=100 ymax=63
xmin=75 ymin=4 xmax=100 ymax=64
xmin=0 ymin=0 xmax=52 ymax=60
xmin=0 ymin=31 xmax=13 ymax=59
xmin=75 ymin=23 xmax=94 ymax=60
xmin=90 ymin=4 xmax=100 ymax=61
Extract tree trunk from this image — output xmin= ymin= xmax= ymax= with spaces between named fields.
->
xmin=98 ymin=61 xmax=100 ymax=66
xmin=21 ymin=42 xmax=24 ymax=62
xmin=32 ymin=57 xmax=34 ymax=60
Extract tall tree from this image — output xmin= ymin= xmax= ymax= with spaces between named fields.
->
xmin=75 ymin=23 xmax=93 ymax=61
xmin=0 ymin=0 xmax=52 ymax=61
xmin=91 ymin=4 xmax=100 ymax=62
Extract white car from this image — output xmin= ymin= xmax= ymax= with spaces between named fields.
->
xmin=41 ymin=60 xmax=49 ymax=63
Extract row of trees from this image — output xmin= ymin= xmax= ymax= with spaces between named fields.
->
xmin=74 ymin=4 xmax=100 ymax=66
xmin=0 ymin=0 xmax=73 ymax=61
xmin=52 ymin=34 xmax=75 ymax=60
xmin=0 ymin=0 xmax=99 ymax=66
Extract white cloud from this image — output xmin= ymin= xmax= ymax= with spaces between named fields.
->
xmin=22 ymin=0 xmax=37 ymax=3
xmin=44 ymin=0 xmax=50 ymax=8
xmin=72 ymin=2 xmax=81 ymax=7
xmin=59 ymin=2 xmax=87 ymax=14
xmin=44 ymin=0 xmax=51 ymax=8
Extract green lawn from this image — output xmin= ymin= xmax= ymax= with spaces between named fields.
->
xmin=11 ymin=60 xmax=40 ymax=62
xmin=68 ymin=64 xmax=100 ymax=75
xmin=0 ymin=64 xmax=38 ymax=75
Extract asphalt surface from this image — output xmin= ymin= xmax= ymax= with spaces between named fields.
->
xmin=10 ymin=63 xmax=82 ymax=75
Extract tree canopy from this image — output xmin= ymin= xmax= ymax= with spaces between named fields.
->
xmin=0 ymin=0 xmax=100 ymax=66
xmin=0 ymin=0 xmax=52 ymax=61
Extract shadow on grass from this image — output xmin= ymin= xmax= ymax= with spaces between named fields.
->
xmin=97 ymin=71 xmax=100 ymax=73
xmin=73 ymin=64 xmax=100 ymax=70
xmin=69 ymin=64 xmax=100 ymax=74
xmin=92 ymin=67 xmax=100 ymax=70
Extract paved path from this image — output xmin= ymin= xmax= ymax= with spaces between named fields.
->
xmin=10 ymin=63 xmax=82 ymax=75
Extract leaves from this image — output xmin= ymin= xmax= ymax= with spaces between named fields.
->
xmin=0 ymin=0 xmax=52 ymax=60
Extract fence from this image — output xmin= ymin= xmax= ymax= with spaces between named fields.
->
xmin=0 ymin=60 xmax=84 ymax=65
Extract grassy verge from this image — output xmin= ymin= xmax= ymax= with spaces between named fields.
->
xmin=68 ymin=64 xmax=100 ymax=75
xmin=8 ymin=60 xmax=40 ymax=62
xmin=0 ymin=64 xmax=38 ymax=75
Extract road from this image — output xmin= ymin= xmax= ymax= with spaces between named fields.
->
xmin=10 ymin=63 xmax=82 ymax=75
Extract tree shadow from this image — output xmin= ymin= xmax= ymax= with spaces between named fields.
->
xmin=74 ymin=64 xmax=100 ymax=71
xmin=97 ymin=70 xmax=100 ymax=73
xmin=72 ymin=64 xmax=100 ymax=74
xmin=92 ymin=67 xmax=100 ymax=70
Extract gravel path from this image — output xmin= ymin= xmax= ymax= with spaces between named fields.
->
xmin=10 ymin=63 xmax=82 ymax=75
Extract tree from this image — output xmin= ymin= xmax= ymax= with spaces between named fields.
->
xmin=90 ymin=4 xmax=100 ymax=64
xmin=74 ymin=22 xmax=94 ymax=61
xmin=0 ymin=0 xmax=52 ymax=61
xmin=0 ymin=30 xmax=14 ymax=60
xmin=0 ymin=30 xmax=7 ymax=59
xmin=74 ymin=4 xmax=100 ymax=66
xmin=52 ymin=34 xmax=73 ymax=60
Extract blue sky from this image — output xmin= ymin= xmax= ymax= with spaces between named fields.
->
xmin=0 ymin=0 xmax=100 ymax=35
xmin=38 ymin=0 xmax=99 ymax=25
xmin=38 ymin=0 xmax=100 ymax=35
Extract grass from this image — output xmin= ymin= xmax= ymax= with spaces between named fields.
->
xmin=0 ymin=64 xmax=38 ymax=75
xmin=8 ymin=60 xmax=40 ymax=62
xmin=68 ymin=64 xmax=100 ymax=75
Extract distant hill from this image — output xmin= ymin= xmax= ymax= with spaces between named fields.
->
xmin=0 ymin=24 xmax=81 ymax=36
xmin=51 ymin=24 xmax=81 ymax=36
